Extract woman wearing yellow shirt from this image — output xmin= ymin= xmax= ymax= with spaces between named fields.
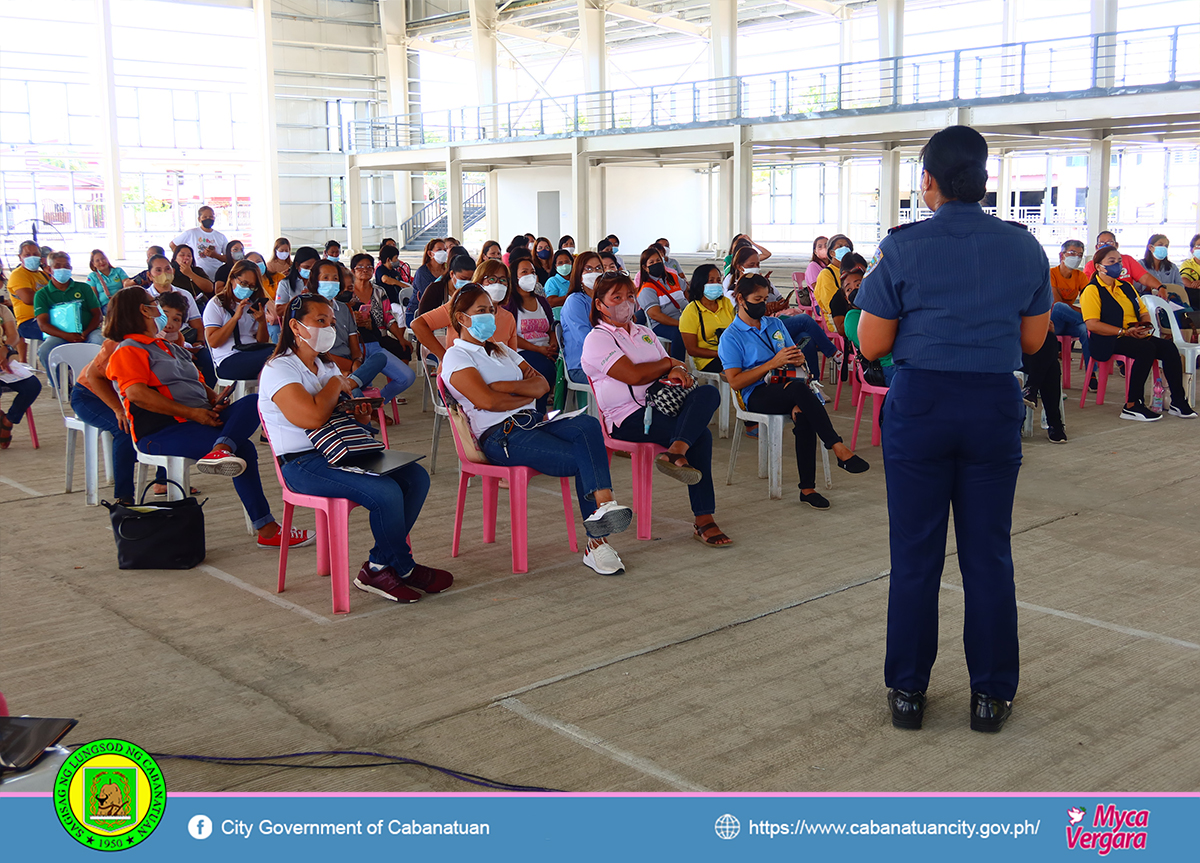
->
xmin=1081 ymin=246 xmax=1194 ymax=421
xmin=679 ymin=264 xmax=735 ymax=372
xmin=813 ymin=234 xmax=854 ymax=330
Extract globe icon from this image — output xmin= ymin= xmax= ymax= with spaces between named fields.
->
xmin=714 ymin=813 xmax=740 ymax=840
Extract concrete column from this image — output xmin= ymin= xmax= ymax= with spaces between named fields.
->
xmin=732 ymin=128 xmax=753 ymax=237
xmin=1085 ymin=137 xmax=1112 ymax=242
xmin=709 ymin=0 xmax=737 ymax=120
xmin=346 ymin=159 xmax=363 ymax=251
xmin=878 ymin=145 xmax=901 ymax=235
xmin=590 ymin=165 xmax=606 ymax=248
xmin=1043 ymin=152 xmax=1055 ymax=225
xmin=93 ymin=0 xmax=125 ymax=261
xmin=877 ymin=0 xmax=903 ymax=104
xmin=467 ymin=0 xmax=499 ymax=107
xmin=486 ymin=170 xmax=500 ymax=243
xmin=571 ymin=140 xmax=591 ymax=250
xmin=252 ymin=0 xmax=281 ymax=247
xmin=838 ymin=158 xmax=852 ymax=235
xmin=380 ymin=0 xmax=414 ymax=234
xmin=579 ymin=0 xmax=607 ymax=129
xmin=997 ymin=151 xmax=1014 ymax=220
xmin=717 ymin=159 xmax=733 ymax=247
xmin=1092 ymin=0 xmax=1117 ymax=88
xmin=446 ymin=151 xmax=464 ymax=240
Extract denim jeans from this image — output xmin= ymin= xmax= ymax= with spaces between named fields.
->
xmin=39 ymin=331 xmax=105 ymax=379
xmin=361 ymin=341 xmax=416 ymax=402
xmin=780 ymin=314 xmax=836 ymax=375
xmin=136 ymin=394 xmax=274 ymax=529
xmin=17 ymin=319 xmax=42 ymax=341
xmin=281 ymin=453 xmax=430 ymax=573
xmin=651 ymin=322 xmax=686 ymax=360
xmin=70 ymin=384 xmax=135 ymax=501
xmin=610 ymin=384 xmax=720 ymax=516
xmin=478 ymin=414 xmax=613 ymax=519
xmin=1 ymin=376 xmax=41 ymax=425
xmin=1050 ymin=302 xmax=1090 ymax=369
xmin=518 ymin=349 xmax=557 ymax=416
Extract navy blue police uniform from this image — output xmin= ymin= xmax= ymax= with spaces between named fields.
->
xmin=855 ymin=199 xmax=1051 ymax=704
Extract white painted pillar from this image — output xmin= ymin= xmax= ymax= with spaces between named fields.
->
xmin=1086 ymin=137 xmax=1112 ymax=242
xmin=592 ymin=166 xmax=607 ymax=249
xmin=877 ymin=0 xmax=903 ymax=104
xmin=732 ymin=128 xmax=753 ymax=237
xmin=571 ymin=140 xmax=591 ymax=250
xmin=579 ymin=0 xmax=607 ymax=131
xmin=346 ymin=159 xmax=363 ymax=251
xmin=93 ymin=0 xmax=125 ymax=261
xmin=486 ymin=169 xmax=500 ymax=242
xmin=467 ymin=0 xmax=499 ymax=107
xmin=1091 ymin=0 xmax=1118 ymax=88
xmin=253 ymin=0 xmax=281 ymax=247
xmin=997 ymin=151 xmax=1014 ymax=220
xmin=381 ymin=0 xmax=413 ymax=235
xmin=838 ymin=158 xmax=852 ymax=235
xmin=878 ymin=145 xmax=901 ymax=236
xmin=717 ymin=160 xmax=733 ymax=248
xmin=446 ymin=151 xmax=464 ymax=240
xmin=709 ymin=0 xmax=737 ymax=120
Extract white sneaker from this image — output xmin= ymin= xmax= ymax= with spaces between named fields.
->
xmin=583 ymin=541 xmax=625 ymax=576
xmin=583 ymin=500 xmax=633 ymax=538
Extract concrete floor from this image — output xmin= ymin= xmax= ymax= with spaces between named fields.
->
xmin=1 ymin=361 xmax=1197 ymax=793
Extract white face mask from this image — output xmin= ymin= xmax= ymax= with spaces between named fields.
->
xmin=1063 ymin=255 xmax=1082 ymax=269
xmin=661 ymin=246 xmax=670 ymax=256
xmin=484 ymin=283 xmax=508 ymax=302
xmin=564 ymin=246 xmax=575 ymax=255
xmin=517 ymin=273 xmax=538 ymax=293
xmin=742 ymin=267 xmax=760 ymax=276
xmin=432 ymin=249 xmax=448 ymax=265
xmin=275 ymin=249 xmax=289 ymax=261
xmin=581 ymin=271 xmax=601 ymax=290
xmin=297 ymin=321 xmax=337 ymax=353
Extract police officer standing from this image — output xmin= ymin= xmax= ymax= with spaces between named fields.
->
xmin=855 ymin=125 xmax=1051 ymax=733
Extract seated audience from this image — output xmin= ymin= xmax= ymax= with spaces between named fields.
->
xmin=259 ymin=294 xmax=448 ymax=602
xmin=803 ymin=237 xmax=829 ymax=298
xmin=347 ymin=254 xmax=414 ymax=403
xmin=171 ymin=244 xmax=213 ymax=302
xmin=561 ymin=252 xmax=605 ymax=385
xmin=323 ymin=239 xmax=342 ymax=264
xmin=0 ymin=301 xmax=41 ymax=448
xmin=416 ymin=248 xmax=473 ymax=317
xmin=9 ymin=240 xmax=48 ymax=363
xmin=1020 ymin=318 xmax=1068 ymax=444
xmin=413 ymin=262 xmax=516 ymax=362
xmin=581 ymin=273 xmax=732 ymax=548
xmin=1083 ymin=231 xmax=1162 ymax=294
xmin=1081 ymin=246 xmax=1195 ymax=421
xmin=274 ymin=246 xmax=321 ymax=312
xmin=479 ymin=240 xmax=503 ymax=264
xmin=441 ymin=285 xmax=632 ymax=575
xmin=266 ymin=237 xmax=293 ymax=282
xmin=122 ymin=245 xmax=166 ymax=290
xmin=812 ymin=234 xmax=854 ymax=326
xmin=211 ymin=239 xmax=245 ymax=295
xmin=602 ymin=234 xmax=626 ymax=271
xmin=557 ymin=235 xmax=576 ymax=255
xmin=543 ymin=249 xmax=574 ymax=316
xmin=719 ymin=274 xmax=870 ymax=510
xmin=1049 ymin=239 xmax=1093 ymax=387
xmin=654 ymin=238 xmax=684 ymax=278
xmin=87 ymin=249 xmax=127 ymax=312
xmin=505 ymin=257 xmax=558 ymax=416
xmin=678 ymin=264 xmax=734 ymax=373
xmin=1180 ymin=233 xmax=1200 ymax=310
xmin=34 ymin=251 xmax=105 ymax=374
xmin=374 ymin=244 xmax=412 ymax=306
xmin=598 ymin=251 xmax=621 ymax=274
xmin=410 ymin=238 xmax=448 ymax=325
xmin=533 ymin=236 xmax=555 ymax=285
xmin=1142 ymin=234 xmax=1194 ymax=326
xmin=202 ymin=260 xmax=273 ymax=382
xmin=144 ymin=254 xmax=216 ymax=386
xmin=636 ymin=246 xmax=689 ymax=360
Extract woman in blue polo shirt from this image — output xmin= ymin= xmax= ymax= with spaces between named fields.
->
xmin=718 ymin=274 xmax=869 ymax=511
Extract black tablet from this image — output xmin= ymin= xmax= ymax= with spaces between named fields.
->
xmin=0 ymin=716 xmax=78 ymax=773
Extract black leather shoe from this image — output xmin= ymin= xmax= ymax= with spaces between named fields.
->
xmin=888 ymin=688 xmax=926 ymax=730
xmin=970 ymin=691 xmax=1012 ymax=733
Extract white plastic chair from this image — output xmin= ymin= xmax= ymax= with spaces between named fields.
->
xmin=1142 ymin=293 xmax=1200 ymax=406
xmin=418 ymin=345 xmax=450 ymax=473
xmin=134 ymin=447 xmax=255 ymax=533
xmin=47 ymin=343 xmax=113 ymax=505
xmin=686 ymin=354 xmax=730 ymax=438
xmin=214 ymin=377 xmax=255 ymax=403
xmin=556 ymin=323 xmax=598 ymax=419
xmin=726 ymin=394 xmax=832 ymax=500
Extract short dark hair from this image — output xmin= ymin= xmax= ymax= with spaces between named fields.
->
xmin=379 ymin=245 xmax=399 ymax=263
xmin=157 ymin=291 xmax=190 ymax=317
xmin=350 ymin=252 xmax=374 ymax=272
xmin=735 ymin=273 xmax=772 ymax=299
xmin=597 ymin=238 xmax=613 ymax=253
xmin=1061 ymin=239 xmax=1085 ymax=253
xmin=920 ymin=125 xmax=989 ymax=203
xmin=449 ymin=254 xmax=477 ymax=274
xmin=840 ymin=252 xmax=868 ymax=274
xmin=324 ymin=240 xmax=341 ymax=252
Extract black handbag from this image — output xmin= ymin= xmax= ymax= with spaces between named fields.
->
xmin=859 ymin=355 xmax=888 ymax=387
xmin=102 ymin=480 xmax=207 ymax=570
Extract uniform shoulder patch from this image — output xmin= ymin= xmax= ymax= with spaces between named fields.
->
xmin=1003 ymin=219 xmax=1029 ymax=231
xmin=864 ymin=247 xmax=884 ymax=280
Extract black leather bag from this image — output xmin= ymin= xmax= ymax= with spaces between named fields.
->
xmin=102 ymin=481 xmax=206 ymax=570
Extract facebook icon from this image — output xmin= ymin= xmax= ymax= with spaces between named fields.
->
xmin=188 ymin=814 xmax=213 ymax=840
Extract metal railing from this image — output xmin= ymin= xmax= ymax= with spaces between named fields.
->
xmin=351 ymin=24 xmax=1200 ymax=153
xmin=399 ymin=182 xmax=486 ymax=247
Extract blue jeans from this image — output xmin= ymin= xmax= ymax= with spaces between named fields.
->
xmin=479 ymin=414 xmax=613 ymax=519
xmin=518 ymin=349 xmax=557 ymax=417
xmin=136 ymin=394 xmax=274 ymax=530
xmin=882 ymin=368 xmax=1023 ymax=702
xmin=360 ymin=341 xmax=416 ymax=402
xmin=610 ymin=384 xmax=720 ymax=517
xmin=39 ymin=331 xmax=105 ymax=379
xmin=1 ymin=376 xmax=42 ymax=425
xmin=1050 ymin=302 xmax=1090 ymax=369
xmin=780 ymin=314 xmax=836 ymax=375
xmin=651 ymin=322 xmax=686 ymax=360
xmin=214 ymin=345 xmax=273 ymax=381
xmin=282 ymin=454 xmax=430 ymax=573
xmin=17 ymin=319 xmax=42 ymax=341
xmin=70 ymin=384 xmax=135 ymax=501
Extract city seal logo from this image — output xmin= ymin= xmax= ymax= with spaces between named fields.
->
xmin=54 ymin=739 xmax=166 ymax=851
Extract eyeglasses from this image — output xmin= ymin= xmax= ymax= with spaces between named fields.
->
xmin=481 ymin=276 xmax=507 ymax=285
xmin=353 ymin=265 xmax=372 ymax=272
xmin=582 ymin=265 xmax=603 ymax=273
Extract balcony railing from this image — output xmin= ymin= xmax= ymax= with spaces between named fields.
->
xmin=351 ymin=24 xmax=1199 ymax=153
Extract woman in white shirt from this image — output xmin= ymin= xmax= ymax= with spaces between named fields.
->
xmin=504 ymin=257 xmax=559 ymax=416
xmin=440 ymin=285 xmax=633 ymax=577
xmin=259 ymin=294 xmax=450 ymax=604
xmin=202 ymin=260 xmax=273 ymax=381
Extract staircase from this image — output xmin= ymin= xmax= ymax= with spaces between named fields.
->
xmin=401 ymin=183 xmax=486 ymax=250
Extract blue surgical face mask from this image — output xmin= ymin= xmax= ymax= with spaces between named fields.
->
xmin=834 ymin=246 xmax=850 ymax=262
xmin=231 ymin=248 xmax=244 ymax=261
xmin=454 ymin=277 xmax=471 ymax=290
xmin=1152 ymin=246 xmax=1168 ymax=260
xmin=317 ymin=281 xmax=340 ymax=299
xmin=154 ymin=313 xmax=169 ymax=331
xmin=256 ymin=261 xmax=267 ymax=275
xmin=704 ymin=284 xmax=724 ymax=301
xmin=51 ymin=267 xmax=73 ymax=283
xmin=299 ymin=267 xmax=312 ymax=280
xmin=1104 ymin=262 xmax=1124 ymax=279
xmin=464 ymin=312 xmax=496 ymax=342
xmin=610 ymin=246 xmax=620 ymax=255
xmin=556 ymin=264 xmax=572 ymax=277
xmin=233 ymin=285 xmax=254 ymax=300
xmin=326 ymin=254 xmax=339 ymax=263
xmin=22 ymin=255 xmax=41 ymax=271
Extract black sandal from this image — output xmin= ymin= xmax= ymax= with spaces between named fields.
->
xmin=694 ymin=522 xmax=733 ymax=547
xmin=655 ymin=453 xmax=702 ymax=485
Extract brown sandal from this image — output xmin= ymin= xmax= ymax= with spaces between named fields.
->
xmin=0 ymin=416 xmax=13 ymax=449
xmin=694 ymin=522 xmax=733 ymax=547
xmin=655 ymin=453 xmax=702 ymax=485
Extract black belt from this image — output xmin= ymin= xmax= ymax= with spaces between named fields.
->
xmin=276 ymin=452 xmax=310 ymax=466
xmin=478 ymin=410 xmax=540 ymax=447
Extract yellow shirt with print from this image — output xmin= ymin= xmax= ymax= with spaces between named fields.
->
xmin=678 ymin=297 xmax=735 ymax=370
xmin=1079 ymin=280 xmax=1146 ymax=328
xmin=813 ymin=264 xmax=841 ymax=331
xmin=1181 ymin=256 xmax=1200 ymax=285
xmin=7 ymin=266 xmax=48 ymax=324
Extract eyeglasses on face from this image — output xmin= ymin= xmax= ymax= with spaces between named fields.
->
xmin=481 ymin=275 xmax=507 ymax=285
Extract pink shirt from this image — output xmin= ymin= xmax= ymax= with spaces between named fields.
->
xmin=580 ymin=320 xmax=668 ymax=430
xmin=804 ymin=260 xmax=825 ymax=289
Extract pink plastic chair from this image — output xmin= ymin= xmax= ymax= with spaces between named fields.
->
xmin=791 ymin=272 xmax=814 ymax=315
xmin=1058 ymin=335 xmax=1083 ymax=390
xmin=0 ymin=691 xmax=7 ymax=716
xmin=850 ymin=362 xmax=888 ymax=449
xmin=0 ymin=386 xmax=37 ymax=448
xmin=359 ymin=386 xmax=393 ymax=449
xmin=1079 ymin=354 xmax=1144 ymax=408
xmin=259 ymin=412 xmax=362 ymax=615
xmin=438 ymin=379 xmax=578 ymax=574
xmin=588 ymin=381 xmax=666 ymax=541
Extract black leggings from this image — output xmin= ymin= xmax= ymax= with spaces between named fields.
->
xmin=1022 ymin=331 xmax=1062 ymax=426
xmin=746 ymin=380 xmax=843 ymax=489
xmin=1113 ymin=335 xmax=1186 ymax=406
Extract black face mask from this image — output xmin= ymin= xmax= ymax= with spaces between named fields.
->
xmin=744 ymin=300 xmax=767 ymax=320
xmin=200 ymin=218 xmax=215 ymax=229
xmin=648 ymin=262 xmax=667 ymax=279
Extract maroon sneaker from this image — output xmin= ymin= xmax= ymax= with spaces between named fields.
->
xmin=402 ymin=563 xmax=454 ymax=594
xmin=354 ymin=563 xmax=421 ymax=603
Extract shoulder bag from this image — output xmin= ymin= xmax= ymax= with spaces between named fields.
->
xmin=102 ymin=480 xmax=206 ymax=570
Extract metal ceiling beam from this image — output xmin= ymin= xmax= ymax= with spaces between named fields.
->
xmin=603 ymin=2 xmax=710 ymax=39
xmin=772 ymin=0 xmax=849 ymax=21
xmin=400 ymin=35 xmax=474 ymax=59
xmin=497 ymin=22 xmax=577 ymax=50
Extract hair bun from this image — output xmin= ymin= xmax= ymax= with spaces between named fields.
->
xmin=947 ymin=163 xmax=988 ymax=203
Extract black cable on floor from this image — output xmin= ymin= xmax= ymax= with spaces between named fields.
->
xmin=147 ymin=749 xmax=563 ymax=793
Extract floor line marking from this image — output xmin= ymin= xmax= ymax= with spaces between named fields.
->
xmin=197 ymin=564 xmax=332 ymax=626
xmin=0 ymin=475 xmax=46 ymax=497
xmin=498 ymin=697 xmax=710 ymax=792
xmin=940 ymin=582 xmax=1200 ymax=651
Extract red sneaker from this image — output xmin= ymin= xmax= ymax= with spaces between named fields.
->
xmin=402 ymin=563 xmax=454 ymax=594
xmin=197 ymin=449 xmax=246 ymax=477
xmin=256 ymin=528 xmax=315 ymax=549
xmin=354 ymin=564 xmax=421 ymax=603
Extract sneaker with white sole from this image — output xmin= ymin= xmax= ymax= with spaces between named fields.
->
xmin=256 ymin=527 xmax=316 ymax=549
xmin=196 ymin=449 xmax=246 ymax=476
xmin=583 ymin=541 xmax=625 ymax=576
xmin=583 ymin=501 xmax=633 ymax=538
xmin=1120 ymin=402 xmax=1161 ymax=422
xmin=1167 ymin=401 xmax=1198 ymax=418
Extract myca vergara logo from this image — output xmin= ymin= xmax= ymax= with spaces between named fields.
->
xmin=54 ymin=739 xmax=166 ymax=851
xmin=1065 ymin=804 xmax=1149 ymax=856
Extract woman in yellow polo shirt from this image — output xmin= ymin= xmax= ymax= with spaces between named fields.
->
xmin=813 ymin=234 xmax=854 ymax=329
xmin=679 ymin=264 xmax=734 ymax=372
xmin=1080 ymin=246 xmax=1194 ymax=421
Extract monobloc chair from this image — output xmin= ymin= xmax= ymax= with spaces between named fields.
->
xmin=685 ymin=354 xmax=731 ymax=438
xmin=358 ymin=386 xmax=394 ymax=450
xmin=1058 ymin=335 xmax=1085 ymax=389
xmin=0 ymin=385 xmax=39 ymax=449
xmin=47 ymin=343 xmax=114 ymax=505
xmin=438 ymin=380 xmax=577 ymax=573
xmin=556 ymin=323 xmax=598 ymax=419
xmin=1143 ymin=293 xmax=1200 ymax=406
xmin=1078 ymin=354 xmax=1140 ymax=408
xmin=260 ymin=414 xmax=360 ymax=615
xmin=727 ymin=391 xmax=832 ymax=500
xmin=791 ymin=272 xmax=814 ymax=315
xmin=850 ymin=362 xmax=888 ymax=449
xmin=586 ymin=381 xmax=667 ymax=541
xmin=417 ymin=345 xmax=449 ymax=473
xmin=134 ymin=448 xmax=255 ymax=533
